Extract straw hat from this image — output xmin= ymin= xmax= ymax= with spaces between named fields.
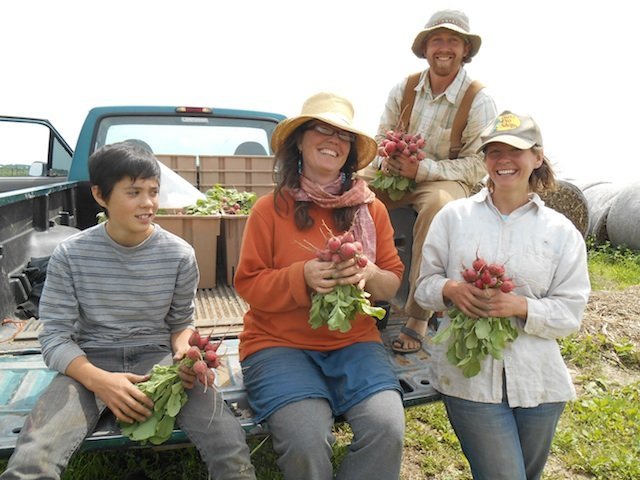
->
xmin=271 ymin=92 xmax=377 ymax=170
xmin=411 ymin=9 xmax=482 ymax=60
xmin=477 ymin=111 xmax=543 ymax=152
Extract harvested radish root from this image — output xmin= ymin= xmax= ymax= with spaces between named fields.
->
xmin=303 ymin=226 xmax=386 ymax=333
xmin=118 ymin=329 xmax=221 ymax=445
xmin=369 ymin=129 xmax=426 ymax=201
xmin=431 ymin=253 xmax=519 ymax=378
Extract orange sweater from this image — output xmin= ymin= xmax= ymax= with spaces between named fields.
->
xmin=235 ymin=191 xmax=404 ymax=361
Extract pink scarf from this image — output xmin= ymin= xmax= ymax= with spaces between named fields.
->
xmin=292 ymin=176 xmax=378 ymax=261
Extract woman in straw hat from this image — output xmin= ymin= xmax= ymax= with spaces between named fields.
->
xmin=235 ymin=92 xmax=406 ymax=479
xmin=414 ymin=111 xmax=590 ymax=479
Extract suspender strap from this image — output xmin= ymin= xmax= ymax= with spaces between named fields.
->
xmin=399 ymin=72 xmax=421 ymax=131
xmin=449 ymin=80 xmax=484 ymax=159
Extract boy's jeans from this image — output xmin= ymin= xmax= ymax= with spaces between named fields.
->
xmin=0 ymin=345 xmax=255 ymax=480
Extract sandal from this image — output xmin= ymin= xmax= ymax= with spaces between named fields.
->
xmin=391 ymin=324 xmax=425 ymax=354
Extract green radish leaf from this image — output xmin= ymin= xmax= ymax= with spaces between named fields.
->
xmin=431 ymin=324 xmax=453 ymax=344
xmin=462 ymin=358 xmax=482 ymax=378
xmin=475 ymin=319 xmax=491 ymax=339
xmin=166 ymin=391 xmax=182 ymax=417
xmin=465 ymin=331 xmax=479 ymax=349
xmin=360 ymin=303 xmax=386 ymax=319
xmin=129 ymin=415 xmax=158 ymax=441
xmin=150 ymin=414 xmax=175 ymax=445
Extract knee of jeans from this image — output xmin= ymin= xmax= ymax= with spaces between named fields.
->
xmin=373 ymin=415 xmax=405 ymax=445
xmin=272 ymin=423 xmax=334 ymax=456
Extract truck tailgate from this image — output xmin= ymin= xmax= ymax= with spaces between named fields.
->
xmin=0 ymin=287 xmax=439 ymax=458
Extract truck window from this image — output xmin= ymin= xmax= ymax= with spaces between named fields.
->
xmin=0 ymin=120 xmax=72 ymax=178
xmin=97 ymin=116 xmax=272 ymax=157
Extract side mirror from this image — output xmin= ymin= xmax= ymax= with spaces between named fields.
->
xmin=28 ymin=162 xmax=46 ymax=177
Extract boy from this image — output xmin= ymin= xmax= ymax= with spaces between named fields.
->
xmin=0 ymin=142 xmax=255 ymax=479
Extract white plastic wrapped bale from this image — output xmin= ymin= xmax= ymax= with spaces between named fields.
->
xmin=606 ymin=182 xmax=640 ymax=250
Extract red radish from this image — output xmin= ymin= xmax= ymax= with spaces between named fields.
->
xmin=341 ymin=231 xmax=355 ymax=244
xmin=186 ymin=345 xmax=202 ymax=362
xmin=353 ymin=241 xmax=363 ymax=253
xmin=500 ymin=280 xmax=515 ymax=293
xmin=204 ymin=350 xmax=220 ymax=368
xmin=356 ymin=255 xmax=368 ymax=268
xmin=198 ymin=336 xmax=210 ymax=351
xmin=327 ymin=236 xmax=341 ymax=253
xmin=384 ymin=142 xmax=397 ymax=154
xmin=462 ymin=268 xmax=478 ymax=282
xmin=480 ymin=269 xmax=493 ymax=286
xmin=338 ymin=242 xmax=357 ymax=260
xmin=193 ymin=360 xmax=208 ymax=375
xmin=204 ymin=341 xmax=220 ymax=352
xmin=331 ymin=253 xmax=342 ymax=264
xmin=188 ymin=330 xmax=201 ymax=347
xmin=472 ymin=257 xmax=486 ymax=272
xmin=487 ymin=263 xmax=505 ymax=276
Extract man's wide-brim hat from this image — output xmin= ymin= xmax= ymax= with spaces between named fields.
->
xmin=411 ymin=9 xmax=482 ymax=59
xmin=271 ymin=92 xmax=377 ymax=171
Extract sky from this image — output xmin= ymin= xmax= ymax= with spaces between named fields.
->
xmin=2 ymin=0 xmax=638 ymax=184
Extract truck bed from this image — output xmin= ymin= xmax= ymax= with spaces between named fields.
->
xmin=0 ymin=284 xmax=439 ymax=458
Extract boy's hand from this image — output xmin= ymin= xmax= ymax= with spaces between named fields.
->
xmin=93 ymin=371 xmax=154 ymax=424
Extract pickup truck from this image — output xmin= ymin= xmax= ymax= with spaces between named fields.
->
xmin=0 ymin=108 xmax=439 ymax=459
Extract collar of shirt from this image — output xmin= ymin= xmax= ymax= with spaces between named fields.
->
xmin=417 ymin=67 xmax=468 ymax=103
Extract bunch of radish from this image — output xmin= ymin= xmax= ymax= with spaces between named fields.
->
xmin=431 ymin=253 xmax=519 ymax=378
xmin=186 ymin=330 xmax=221 ymax=389
xmin=315 ymin=230 xmax=369 ymax=268
xmin=461 ymin=255 xmax=515 ymax=293
xmin=305 ymin=226 xmax=386 ymax=333
xmin=377 ymin=129 xmax=427 ymax=163
xmin=119 ymin=329 xmax=222 ymax=445
xmin=370 ymin=129 xmax=425 ymax=200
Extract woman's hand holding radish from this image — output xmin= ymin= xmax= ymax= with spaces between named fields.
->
xmin=432 ymin=255 xmax=521 ymax=378
xmin=443 ymin=279 xmax=489 ymax=319
xmin=305 ymin=227 xmax=388 ymax=332
xmin=304 ymin=257 xmax=339 ymax=294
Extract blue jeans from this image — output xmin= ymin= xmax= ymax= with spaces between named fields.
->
xmin=443 ymin=393 xmax=565 ymax=480
xmin=0 ymin=345 xmax=255 ymax=480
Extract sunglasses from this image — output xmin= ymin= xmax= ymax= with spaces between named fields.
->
xmin=308 ymin=123 xmax=356 ymax=143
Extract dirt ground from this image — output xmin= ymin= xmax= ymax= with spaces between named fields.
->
xmin=399 ymin=285 xmax=640 ymax=480
xmin=577 ymin=285 xmax=640 ymax=386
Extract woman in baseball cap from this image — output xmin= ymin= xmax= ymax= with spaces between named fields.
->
xmin=414 ymin=111 xmax=590 ymax=479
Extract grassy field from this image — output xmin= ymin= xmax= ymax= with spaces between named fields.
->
xmin=1 ymin=241 xmax=638 ymax=479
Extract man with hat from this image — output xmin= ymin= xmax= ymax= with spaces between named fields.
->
xmin=360 ymin=9 xmax=498 ymax=354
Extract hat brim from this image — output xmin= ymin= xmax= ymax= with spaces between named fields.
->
xmin=412 ymin=25 xmax=481 ymax=59
xmin=271 ymin=114 xmax=377 ymax=171
xmin=477 ymin=135 xmax=537 ymax=153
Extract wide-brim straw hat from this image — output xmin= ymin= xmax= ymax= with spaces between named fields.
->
xmin=271 ymin=92 xmax=377 ymax=171
xmin=411 ymin=9 xmax=482 ymax=60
